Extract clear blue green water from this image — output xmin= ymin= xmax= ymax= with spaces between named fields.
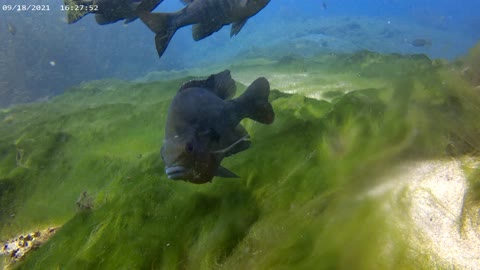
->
xmin=1 ymin=0 xmax=479 ymax=107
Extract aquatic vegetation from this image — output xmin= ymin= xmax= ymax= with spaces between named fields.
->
xmin=456 ymin=41 xmax=480 ymax=86
xmin=0 ymin=51 xmax=479 ymax=269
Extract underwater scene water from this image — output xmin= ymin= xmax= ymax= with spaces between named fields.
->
xmin=1 ymin=0 xmax=480 ymax=269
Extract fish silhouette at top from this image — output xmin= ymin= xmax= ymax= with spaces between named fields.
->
xmin=140 ymin=0 xmax=271 ymax=58
xmin=161 ymin=70 xmax=274 ymax=184
xmin=64 ymin=0 xmax=163 ymax=25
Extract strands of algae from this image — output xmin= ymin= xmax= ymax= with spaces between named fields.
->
xmin=0 ymin=49 xmax=479 ymax=270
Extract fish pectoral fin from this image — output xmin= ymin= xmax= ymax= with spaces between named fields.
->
xmin=222 ymin=126 xmax=251 ymax=156
xmin=211 ymin=134 xmax=250 ymax=155
xmin=215 ymin=166 xmax=239 ymax=178
xmin=179 ymin=79 xmax=209 ymax=92
xmin=224 ymin=139 xmax=250 ymax=157
xmin=180 ymin=0 xmax=194 ymax=5
xmin=234 ymin=125 xmax=248 ymax=138
xmin=231 ymin=19 xmax=248 ymax=37
xmin=192 ymin=23 xmax=223 ymax=41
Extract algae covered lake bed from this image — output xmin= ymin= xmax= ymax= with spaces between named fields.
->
xmin=1 ymin=49 xmax=480 ymax=269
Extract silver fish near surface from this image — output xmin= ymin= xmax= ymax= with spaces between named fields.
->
xmin=161 ymin=70 xmax=274 ymax=184
xmin=64 ymin=0 xmax=163 ymax=25
xmin=139 ymin=0 xmax=271 ymax=58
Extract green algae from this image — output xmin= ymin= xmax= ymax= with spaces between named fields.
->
xmin=1 ymin=51 xmax=480 ymax=269
xmin=455 ymin=42 xmax=480 ymax=86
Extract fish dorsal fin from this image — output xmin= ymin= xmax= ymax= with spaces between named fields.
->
xmin=179 ymin=70 xmax=236 ymax=100
xmin=180 ymin=0 xmax=193 ymax=5
xmin=179 ymin=79 xmax=212 ymax=92
xmin=215 ymin=166 xmax=239 ymax=178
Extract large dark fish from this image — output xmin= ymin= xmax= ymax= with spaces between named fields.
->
xmin=64 ymin=0 xmax=163 ymax=25
xmin=161 ymin=70 xmax=274 ymax=183
xmin=139 ymin=0 xmax=271 ymax=57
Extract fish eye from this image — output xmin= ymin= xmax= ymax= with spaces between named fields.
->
xmin=185 ymin=143 xmax=194 ymax=153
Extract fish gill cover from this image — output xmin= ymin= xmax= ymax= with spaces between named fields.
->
xmin=0 ymin=48 xmax=480 ymax=269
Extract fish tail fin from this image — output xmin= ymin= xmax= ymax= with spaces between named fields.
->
xmin=139 ymin=12 xmax=176 ymax=58
xmin=63 ymin=0 xmax=92 ymax=23
xmin=237 ymin=78 xmax=275 ymax=124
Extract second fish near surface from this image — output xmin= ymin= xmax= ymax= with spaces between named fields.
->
xmin=140 ymin=0 xmax=271 ymax=57
xmin=161 ymin=70 xmax=275 ymax=184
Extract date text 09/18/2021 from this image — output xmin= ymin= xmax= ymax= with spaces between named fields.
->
xmin=2 ymin=4 xmax=50 ymax=11
xmin=1 ymin=5 xmax=99 ymax=12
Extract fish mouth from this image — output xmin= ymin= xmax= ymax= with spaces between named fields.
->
xmin=165 ymin=165 xmax=189 ymax=180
